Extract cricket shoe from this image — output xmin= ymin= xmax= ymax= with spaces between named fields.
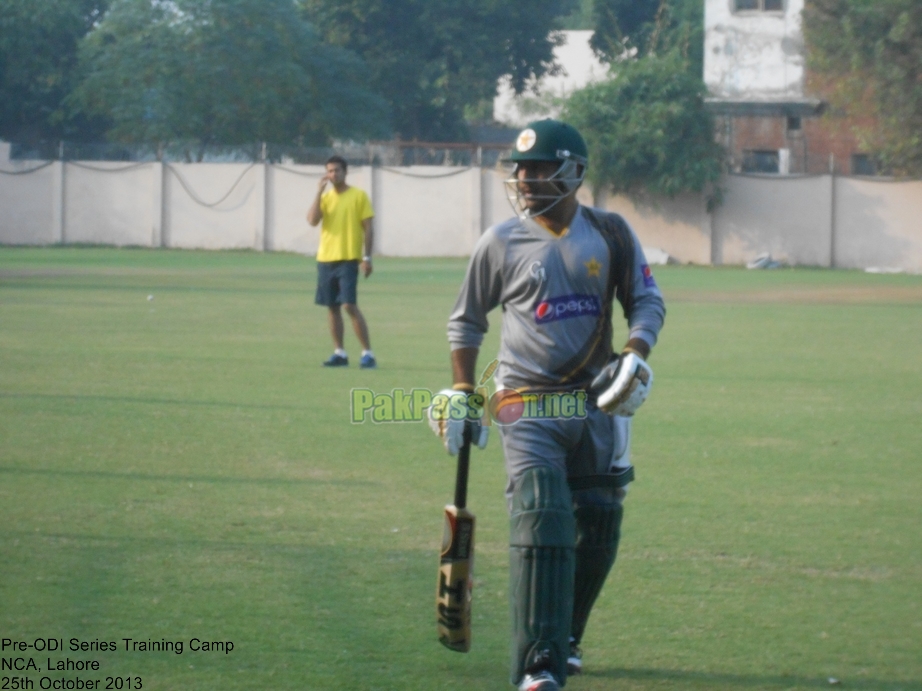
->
xmin=359 ymin=353 xmax=377 ymax=369
xmin=322 ymin=353 xmax=348 ymax=367
xmin=567 ymin=639 xmax=583 ymax=675
xmin=518 ymin=670 xmax=561 ymax=691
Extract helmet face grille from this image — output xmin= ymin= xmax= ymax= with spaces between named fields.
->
xmin=504 ymin=119 xmax=588 ymax=217
xmin=504 ymin=159 xmax=586 ymax=218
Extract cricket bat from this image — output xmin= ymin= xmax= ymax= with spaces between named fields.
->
xmin=436 ymin=428 xmax=474 ymax=652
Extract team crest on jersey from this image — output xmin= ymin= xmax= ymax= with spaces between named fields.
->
xmin=534 ymin=294 xmax=601 ymax=324
xmin=516 ymin=128 xmax=537 ymax=152
xmin=529 ymin=260 xmax=546 ymax=284
xmin=641 ymin=264 xmax=657 ymax=288
xmin=584 ymin=256 xmax=602 ymax=277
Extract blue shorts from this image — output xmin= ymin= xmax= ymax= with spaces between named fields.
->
xmin=315 ymin=260 xmax=359 ymax=306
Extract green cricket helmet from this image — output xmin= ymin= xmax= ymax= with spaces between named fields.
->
xmin=509 ymin=119 xmax=588 ymax=165
xmin=505 ymin=119 xmax=588 ymax=217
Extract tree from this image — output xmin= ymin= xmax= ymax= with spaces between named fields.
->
xmin=302 ymin=0 xmax=577 ymax=141
xmin=69 ymin=0 xmax=390 ymax=149
xmin=561 ymin=0 xmax=720 ymax=200
xmin=0 ymin=0 xmax=109 ymax=143
xmin=564 ymin=52 xmax=723 ymax=200
xmin=560 ymin=0 xmax=595 ymax=30
xmin=589 ymin=0 xmax=703 ymax=75
xmin=804 ymin=0 xmax=922 ymax=176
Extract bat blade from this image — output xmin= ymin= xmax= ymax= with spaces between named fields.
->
xmin=436 ymin=434 xmax=474 ymax=652
xmin=436 ymin=504 xmax=475 ymax=652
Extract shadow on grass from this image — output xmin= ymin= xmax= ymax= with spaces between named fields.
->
xmin=1 ymin=392 xmax=308 ymax=412
xmin=4 ymin=536 xmax=472 ymax=689
xmin=585 ymin=667 xmax=922 ymax=690
xmin=0 ymin=276 xmax=310 ymax=295
xmin=0 ymin=466 xmax=374 ymax=487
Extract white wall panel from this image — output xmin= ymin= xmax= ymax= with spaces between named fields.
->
xmin=65 ymin=162 xmax=159 ymax=247
xmin=3 ymin=161 xmax=922 ymax=272
xmin=164 ymin=163 xmax=262 ymax=250
xmin=0 ymin=162 xmax=58 ymax=244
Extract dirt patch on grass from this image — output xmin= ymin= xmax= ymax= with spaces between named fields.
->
xmin=666 ymin=285 xmax=922 ymax=305
xmin=0 ymin=269 xmax=82 ymax=278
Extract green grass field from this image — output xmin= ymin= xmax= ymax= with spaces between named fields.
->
xmin=1 ymin=247 xmax=920 ymax=691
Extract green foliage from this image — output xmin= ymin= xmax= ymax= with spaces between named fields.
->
xmin=591 ymin=0 xmax=658 ymax=58
xmin=0 ymin=0 xmax=109 ymax=142
xmin=563 ymin=1 xmax=713 ymax=199
xmin=565 ymin=52 xmax=723 ymax=199
xmin=590 ymin=0 xmax=703 ymax=75
xmin=804 ymin=0 xmax=922 ymax=176
xmin=302 ymin=0 xmax=577 ymax=141
xmin=560 ymin=0 xmax=595 ymax=30
xmin=69 ymin=0 xmax=390 ymax=148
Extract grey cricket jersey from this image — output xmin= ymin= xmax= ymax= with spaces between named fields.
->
xmin=448 ymin=206 xmax=665 ymax=392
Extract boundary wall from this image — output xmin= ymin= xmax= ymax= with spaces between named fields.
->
xmin=597 ymin=174 xmax=922 ymax=271
xmin=1 ymin=161 xmax=920 ymax=271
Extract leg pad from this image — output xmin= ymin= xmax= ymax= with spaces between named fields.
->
xmin=570 ymin=490 xmax=623 ymax=645
xmin=509 ymin=467 xmax=575 ymax=684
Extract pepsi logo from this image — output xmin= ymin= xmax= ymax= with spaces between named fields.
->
xmin=533 ymin=294 xmax=601 ymax=324
xmin=641 ymin=263 xmax=657 ymax=288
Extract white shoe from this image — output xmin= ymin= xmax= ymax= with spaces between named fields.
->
xmin=518 ymin=670 xmax=561 ymax=691
xmin=567 ymin=639 xmax=583 ymax=675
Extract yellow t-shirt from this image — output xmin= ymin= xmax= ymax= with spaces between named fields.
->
xmin=316 ymin=186 xmax=374 ymax=262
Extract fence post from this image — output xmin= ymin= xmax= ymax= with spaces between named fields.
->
xmin=709 ymin=197 xmax=721 ymax=266
xmin=471 ymin=167 xmax=482 ymax=251
xmin=57 ymin=142 xmax=67 ymax=245
xmin=160 ymin=161 xmax=170 ymax=248
xmin=152 ymin=144 xmax=163 ymax=247
xmin=366 ymin=162 xmax=377 ymax=256
xmin=263 ymin=158 xmax=272 ymax=252
xmin=829 ymin=154 xmax=837 ymax=269
xmin=152 ymin=160 xmax=163 ymax=248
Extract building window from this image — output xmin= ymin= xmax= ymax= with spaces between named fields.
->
xmin=851 ymin=154 xmax=876 ymax=176
xmin=742 ymin=150 xmax=780 ymax=173
xmin=786 ymin=116 xmax=801 ymax=132
xmin=734 ymin=0 xmax=784 ymax=11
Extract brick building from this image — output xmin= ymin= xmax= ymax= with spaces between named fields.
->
xmin=704 ymin=0 xmax=875 ymax=175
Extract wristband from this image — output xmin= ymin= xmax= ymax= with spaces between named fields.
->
xmin=452 ymin=383 xmax=475 ymax=392
xmin=363 ymin=255 xmax=372 ymax=262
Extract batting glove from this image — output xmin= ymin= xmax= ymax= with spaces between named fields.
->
xmin=427 ymin=389 xmax=489 ymax=455
xmin=591 ymin=351 xmax=654 ymax=416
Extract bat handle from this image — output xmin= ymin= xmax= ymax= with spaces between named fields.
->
xmin=454 ymin=425 xmax=472 ymax=510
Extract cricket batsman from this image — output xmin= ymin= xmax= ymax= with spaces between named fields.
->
xmin=429 ymin=119 xmax=666 ymax=690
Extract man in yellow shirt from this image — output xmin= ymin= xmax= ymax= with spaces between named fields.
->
xmin=307 ymin=156 xmax=377 ymax=368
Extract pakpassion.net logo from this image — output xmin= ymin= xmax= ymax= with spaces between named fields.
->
xmin=350 ymin=387 xmax=588 ymax=425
